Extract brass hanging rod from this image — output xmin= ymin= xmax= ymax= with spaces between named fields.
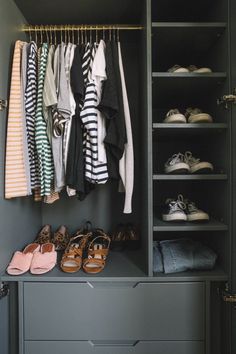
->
xmin=22 ymin=24 xmax=144 ymax=32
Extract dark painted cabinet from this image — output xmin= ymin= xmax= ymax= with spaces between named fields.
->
xmin=0 ymin=0 xmax=235 ymax=354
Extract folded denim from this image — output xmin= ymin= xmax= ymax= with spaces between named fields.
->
xmin=153 ymin=241 xmax=164 ymax=273
xmin=153 ymin=239 xmax=217 ymax=274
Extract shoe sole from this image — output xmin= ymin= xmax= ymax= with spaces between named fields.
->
xmin=193 ymin=68 xmax=212 ymax=73
xmin=171 ymin=68 xmax=189 ymax=73
xmin=164 ymin=114 xmax=187 ymax=123
xmin=165 ymin=162 xmax=190 ymax=174
xmin=162 ymin=212 xmax=187 ymax=221
xmin=187 ymin=213 xmax=209 ymax=222
xmin=190 ymin=162 xmax=213 ymax=174
xmin=188 ymin=113 xmax=213 ymax=123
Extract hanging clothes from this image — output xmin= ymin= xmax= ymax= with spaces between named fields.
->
xmin=80 ymin=41 xmax=109 ymax=184
xmin=35 ymin=43 xmax=54 ymax=196
xmin=25 ymin=41 xmax=40 ymax=191
xmin=66 ymin=44 xmax=92 ymax=199
xmin=98 ymin=41 xmax=126 ymax=180
xmin=21 ymin=42 xmax=32 ymax=195
xmin=5 ymin=40 xmax=31 ymax=199
xmin=118 ymin=42 xmax=134 ymax=214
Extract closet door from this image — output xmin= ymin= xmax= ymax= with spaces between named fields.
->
xmin=230 ymin=0 xmax=236 ymax=352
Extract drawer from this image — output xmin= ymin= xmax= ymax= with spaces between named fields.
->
xmin=23 ymin=282 xmax=205 ymax=341
xmin=24 ymin=340 xmax=205 ymax=354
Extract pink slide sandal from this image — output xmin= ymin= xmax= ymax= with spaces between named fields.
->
xmin=7 ymin=243 xmax=40 ymax=275
xmin=30 ymin=243 xmax=57 ymax=275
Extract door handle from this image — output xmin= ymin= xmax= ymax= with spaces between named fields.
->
xmin=89 ymin=340 xmax=139 ymax=347
xmin=217 ymin=88 xmax=236 ymax=108
xmin=0 ymin=99 xmax=7 ymax=111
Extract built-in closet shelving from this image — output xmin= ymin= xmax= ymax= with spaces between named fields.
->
xmin=150 ymin=0 xmax=230 ymax=280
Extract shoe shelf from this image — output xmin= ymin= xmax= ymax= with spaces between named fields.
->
xmin=153 ymin=267 xmax=228 ymax=282
xmin=153 ymin=174 xmax=227 ymax=181
xmin=152 ymin=123 xmax=227 ymax=135
xmin=152 ymin=75 xmax=227 ymax=107
xmin=152 ymin=72 xmax=227 ymax=78
xmin=153 ymin=216 xmax=228 ymax=232
xmin=1 ymin=250 xmax=147 ymax=282
xmin=152 ymin=22 xmax=227 ymax=28
xmin=152 ymin=23 xmax=226 ymax=59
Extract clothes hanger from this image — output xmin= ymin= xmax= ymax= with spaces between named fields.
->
xmin=29 ymin=27 xmax=32 ymax=42
xmin=54 ymin=26 xmax=57 ymax=45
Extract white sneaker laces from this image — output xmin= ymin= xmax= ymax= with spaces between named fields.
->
xmin=167 ymin=195 xmax=186 ymax=212
xmin=166 ymin=152 xmax=185 ymax=166
xmin=166 ymin=108 xmax=180 ymax=117
xmin=184 ymin=151 xmax=200 ymax=166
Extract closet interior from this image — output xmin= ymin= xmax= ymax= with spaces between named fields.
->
xmin=0 ymin=1 xmax=233 ymax=354
xmin=0 ymin=0 xmax=231 ymax=280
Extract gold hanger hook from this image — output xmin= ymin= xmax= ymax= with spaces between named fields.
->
xmin=54 ymin=26 xmax=57 ymax=45
xmin=77 ymin=27 xmax=80 ymax=45
xmin=113 ymin=26 xmax=116 ymax=42
xmin=96 ymin=26 xmax=98 ymax=43
xmin=60 ymin=27 xmax=63 ymax=43
xmin=89 ymin=27 xmax=92 ymax=43
xmin=40 ymin=26 xmax=43 ymax=44
xmin=103 ymin=26 xmax=105 ymax=41
xmin=71 ymin=25 xmax=74 ymax=44
xmin=45 ymin=26 xmax=49 ymax=43
xmin=68 ymin=25 xmax=71 ymax=43
xmin=117 ymin=28 xmax=120 ymax=42
xmin=34 ymin=25 xmax=38 ymax=43
xmin=109 ymin=27 xmax=111 ymax=41
xmin=29 ymin=27 xmax=32 ymax=42
xmin=49 ymin=26 xmax=53 ymax=45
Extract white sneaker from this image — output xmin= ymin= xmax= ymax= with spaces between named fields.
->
xmin=162 ymin=195 xmax=187 ymax=222
xmin=168 ymin=65 xmax=189 ymax=73
xmin=185 ymin=107 xmax=213 ymax=123
xmin=164 ymin=109 xmax=187 ymax=123
xmin=184 ymin=151 xmax=214 ymax=174
xmin=185 ymin=199 xmax=209 ymax=222
xmin=165 ymin=153 xmax=190 ymax=174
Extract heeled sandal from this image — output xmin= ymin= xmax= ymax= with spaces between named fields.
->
xmin=83 ymin=230 xmax=111 ymax=274
xmin=60 ymin=231 xmax=91 ymax=273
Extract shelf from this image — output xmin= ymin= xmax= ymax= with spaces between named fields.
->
xmin=153 ymin=174 xmax=227 ymax=181
xmin=152 ymin=72 xmax=227 ymax=78
xmin=153 ymin=217 xmax=228 ymax=232
xmin=152 ymin=22 xmax=227 ymax=28
xmin=153 ymin=267 xmax=228 ymax=281
xmin=153 ymin=123 xmax=227 ymax=135
xmin=152 ymin=73 xmax=227 ymax=107
xmin=1 ymin=250 xmax=147 ymax=282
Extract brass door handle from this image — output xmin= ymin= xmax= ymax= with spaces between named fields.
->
xmin=0 ymin=99 xmax=7 ymax=111
xmin=217 ymin=89 xmax=236 ymax=108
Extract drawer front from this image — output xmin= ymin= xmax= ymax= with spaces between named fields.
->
xmin=24 ymin=282 xmax=205 ymax=341
xmin=24 ymin=340 xmax=205 ymax=354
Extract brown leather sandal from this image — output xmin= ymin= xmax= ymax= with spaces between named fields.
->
xmin=60 ymin=232 xmax=91 ymax=273
xmin=83 ymin=230 xmax=111 ymax=274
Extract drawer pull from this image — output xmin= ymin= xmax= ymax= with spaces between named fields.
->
xmin=89 ymin=340 xmax=139 ymax=347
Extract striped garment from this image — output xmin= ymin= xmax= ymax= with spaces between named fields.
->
xmin=80 ymin=43 xmax=109 ymax=184
xmin=35 ymin=43 xmax=54 ymax=196
xmin=5 ymin=40 xmax=30 ymax=199
xmin=25 ymin=41 xmax=40 ymax=189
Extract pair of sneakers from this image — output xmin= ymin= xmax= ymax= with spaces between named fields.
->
xmin=168 ymin=64 xmax=212 ymax=74
xmin=165 ymin=151 xmax=213 ymax=174
xmin=162 ymin=194 xmax=209 ymax=222
xmin=164 ymin=108 xmax=213 ymax=124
